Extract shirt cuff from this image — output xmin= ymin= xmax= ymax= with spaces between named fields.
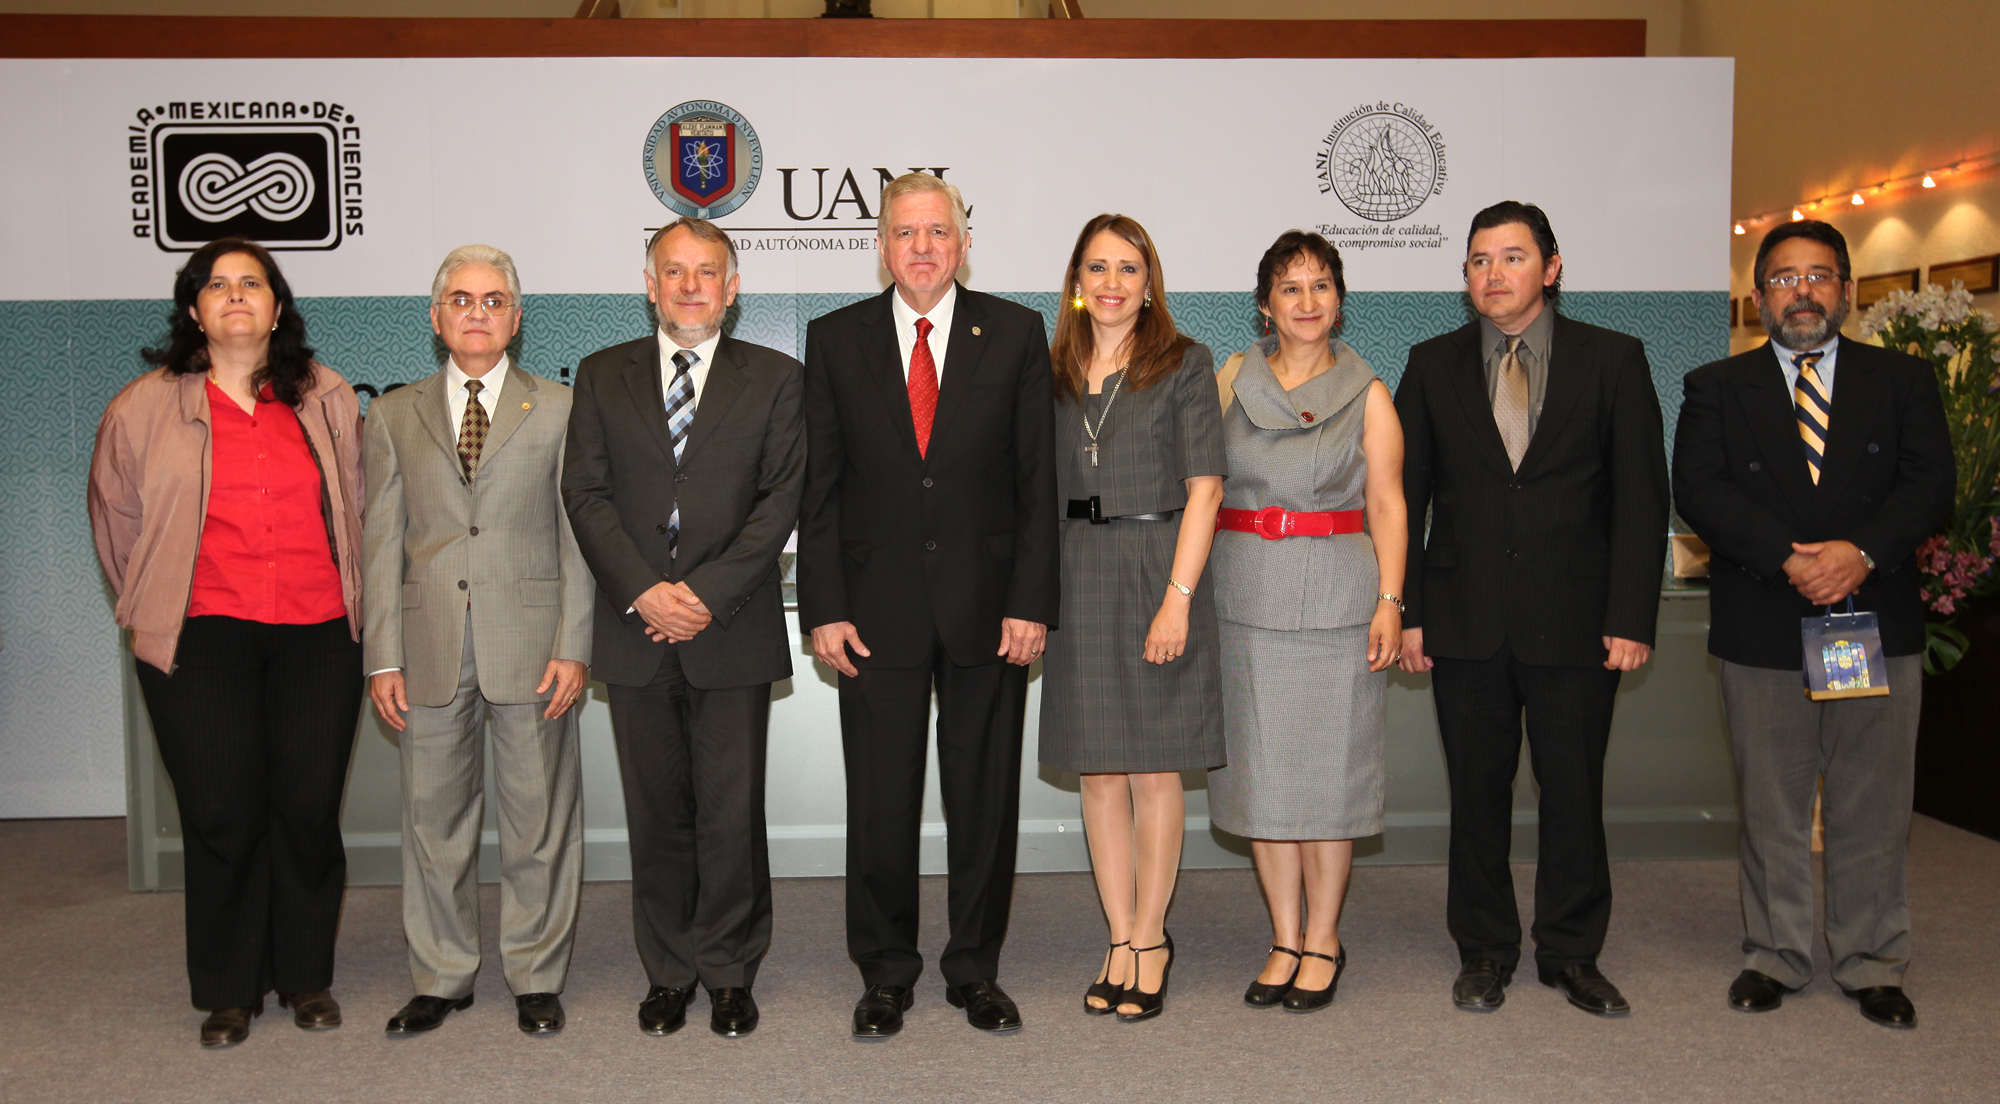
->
xmin=366 ymin=667 xmax=401 ymax=678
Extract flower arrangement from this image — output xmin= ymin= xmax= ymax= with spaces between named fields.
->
xmin=1859 ymin=281 xmax=2000 ymax=672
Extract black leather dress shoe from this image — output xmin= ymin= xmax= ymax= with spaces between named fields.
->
xmin=278 ymin=990 xmax=341 ymax=1029
xmin=1452 ymin=958 xmax=1512 ymax=1012
xmin=1540 ymin=964 xmax=1631 ymax=1017
xmin=1847 ymin=985 xmax=1917 ymax=1029
xmin=516 ymin=993 xmax=564 ymax=1036
xmin=945 ymin=979 xmax=1023 ymax=1033
xmin=708 ymin=988 xmax=759 ymax=1037
xmin=638 ymin=986 xmax=691 ymax=1036
xmin=385 ymin=994 xmax=474 ymax=1035
xmin=852 ymin=985 xmax=914 ymax=1039
xmin=199 ymin=1001 xmax=262 ymax=1048
xmin=1727 ymin=970 xmax=1797 ymax=1013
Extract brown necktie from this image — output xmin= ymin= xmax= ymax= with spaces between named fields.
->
xmin=1493 ymin=336 xmax=1531 ymax=470
xmin=458 ymin=379 xmax=489 ymax=480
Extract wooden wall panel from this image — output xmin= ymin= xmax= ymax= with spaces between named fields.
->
xmin=1 ymin=15 xmax=1644 ymax=60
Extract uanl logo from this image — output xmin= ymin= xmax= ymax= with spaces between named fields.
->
xmin=644 ymin=100 xmax=763 ymax=219
xmin=1317 ymin=102 xmax=1447 ymax=223
xmin=125 ymin=99 xmax=363 ymax=251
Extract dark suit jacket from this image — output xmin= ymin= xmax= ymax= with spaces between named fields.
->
xmin=1397 ymin=313 xmax=1670 ymax=667
xmin=796 ymin=284 xmax=1059 ymax=668
xmin=562 ymin=334 xmax=806 ymax=690
xmin=1672 ymin=338 xmax=1953 ymax=669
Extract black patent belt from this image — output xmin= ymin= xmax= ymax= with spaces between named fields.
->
xmin=1066 ymin=497 xmax=1179 ymax=525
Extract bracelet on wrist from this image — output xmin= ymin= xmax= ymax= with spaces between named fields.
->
xmin=1377 ymin=592 xmax=1405 ymax=613
xmin=1167 ymin=577 xmax=1193 ymax=597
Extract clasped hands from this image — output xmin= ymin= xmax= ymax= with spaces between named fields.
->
xmin=634 ymin=580 xmax=712 ymax=644
xmin=1782 ymin=539 xmax=1870 ymax=606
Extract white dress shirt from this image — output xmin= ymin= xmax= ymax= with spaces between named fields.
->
xmin=446 ymin=354 xmax=507 ymax=442
xmin=890 ymin=281 xmax=958 ymax=385
xmin=1774 ymin=334 xmax=1841 ymax=399
xmin=658 ymin=328 xmax=723 ymax=409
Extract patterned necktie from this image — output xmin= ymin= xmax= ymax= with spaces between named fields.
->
xmin=1492 ymin=336 xmax=1532 ymax=471
xmin=1794 ymin=351 xmax=1830 ymax=484
xmin=458 ymin=378 xmax=489 ymax=481
xmin=665 ymin=348 xmax=698 ymax=556
xmin=908 ymin=317 xmax=939 ymax=458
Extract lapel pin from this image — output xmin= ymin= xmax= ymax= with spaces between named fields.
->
xmin=522 ymin=402 xmax=532 ymax=410
xmin=971 ymin=326 xmax=982 ymax=336
xmin=1301 ymin=411 xmax=1316 ymax=422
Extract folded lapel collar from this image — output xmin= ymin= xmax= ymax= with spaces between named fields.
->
xmin=480 ymin=365 xmax=537 ymax=460
xmin=1441 ymin=323 xmax=1515 ymax=474
xmin=929 ymin=285 xmax=988 ymax=459
xmin=681 ymin=337 xmax=749 ymax=463
xmin=863 ymin=288 xmax=923 ymax=462
xmin=1515 ymin=314 xmax=1586 ymax=475
xmin=1740 ymin=343 xmax=1820 ymax=516
xmin=408 ymin=370 xmax=461 ymax=471
xmin=621 ymin=338 xmax=675 ymax=464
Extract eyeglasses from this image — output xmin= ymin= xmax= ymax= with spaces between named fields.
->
xmin=1763 ymin=273 xmax=1842 ymax=291
xmin=437 ymin=294 xmax=516 ymax=315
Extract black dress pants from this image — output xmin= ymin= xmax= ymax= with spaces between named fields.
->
xmin=839 ymin=636 xmax=1028 ymax=989
xmin=606 ymin=643 xmax=773 ymax=991
xmin=134 ymin=616 xmax=362 ymax=1010
xmin=1431 ymin=641 xmax=1621 ymax=975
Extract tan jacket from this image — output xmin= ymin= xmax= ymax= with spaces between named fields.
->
xmin=88 ymin=364 xmax=366 ymax=673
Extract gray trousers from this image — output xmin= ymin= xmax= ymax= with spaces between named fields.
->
xmin=1719 ymin=655 xmax=1921 ymax=991
xmin=399 ymin=613 xmax=583 ymax=998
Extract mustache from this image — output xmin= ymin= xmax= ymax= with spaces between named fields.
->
xmin=1783 ymin=300 xmax=1827 ymax=319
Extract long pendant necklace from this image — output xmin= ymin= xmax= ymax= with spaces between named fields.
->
xmin=1082 ymin=366 xmax=1127 ymax=468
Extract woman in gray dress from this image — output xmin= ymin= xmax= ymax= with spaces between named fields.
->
xmin=1208 ymin=231 xmax=1408 ymax=1012
xmin=1038 ymin=214 xmax=1226 ymax=1022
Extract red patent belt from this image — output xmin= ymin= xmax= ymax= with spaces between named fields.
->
xmin=1216 ymin=506 xmax=1364 ymax=540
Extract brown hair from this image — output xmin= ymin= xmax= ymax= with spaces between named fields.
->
xmin=1051 ymin=214 xmax=1193 ymax=404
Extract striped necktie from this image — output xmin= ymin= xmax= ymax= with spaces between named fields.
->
xmin=665 ymin=348 xmax=698 ymax=556
xmin=1793 ymin=351 xmax=1829 ymax=484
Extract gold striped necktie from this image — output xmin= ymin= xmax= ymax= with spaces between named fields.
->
xmin=1793 ymin=351 xmax=1829 ymax=484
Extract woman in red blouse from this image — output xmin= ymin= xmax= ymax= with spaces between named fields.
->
xmin=88 ymin=238 xmax=366 ymax=1048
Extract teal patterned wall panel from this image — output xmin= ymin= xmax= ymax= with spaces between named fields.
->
xmin=0 ymin=288 xmax=1723 ymax=817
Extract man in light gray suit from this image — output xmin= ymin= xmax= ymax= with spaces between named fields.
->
xmin=363 ymin=244 xmax=593 ymax=1037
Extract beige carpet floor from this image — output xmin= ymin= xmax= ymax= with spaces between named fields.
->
xmin=1 ymin=815 xmax=1995 ymax=1104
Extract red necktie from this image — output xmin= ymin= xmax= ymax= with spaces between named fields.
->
xmin=908 ymin=316 xmax=939 ymax=458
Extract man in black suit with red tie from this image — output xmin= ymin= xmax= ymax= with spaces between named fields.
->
xmin=1397 ymin=201 xmax=1669 ymax=1018
xmin=797 ymin=172 xmax=1058 ymax=1038
xmin=1674 ymin=220 xmax=1952 ymax=1029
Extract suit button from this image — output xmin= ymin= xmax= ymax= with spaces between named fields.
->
xmin=1868 ymin=442 xmax=1881 ymax=453
xmin=1748 ymin=462 xmax=1763 ymax=472
xmin=457 ymin=580 xmax=468 ymax=590
xmin=675 ymin=473 xmax=689 ymax=483
xmin=1505 ymin=550 xmax=1518 ymax=560
xmin=922 ymin=477 xmax=934 ymax=488
xmin=656 ymin=524 xmax=668 ymax=534
xmin=1509 ymin=482 xmax=1520 ymax=491
xmin=925 ymin=540 xmax=938 ymax=551
xmin=469 ymin=526 xmax=479 ymax=536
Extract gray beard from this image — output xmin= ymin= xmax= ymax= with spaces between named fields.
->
xmin=661 ymin=318 xmax=723 ymax=347
xmin=1761 ymin=294 xmax=1849 ymax=351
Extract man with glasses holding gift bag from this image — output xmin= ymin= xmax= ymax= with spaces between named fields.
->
xmin=1674 ymin=220 xmax=1953 ymax=1029
xmin=364 ymin=245 xmax=593 ymax=1037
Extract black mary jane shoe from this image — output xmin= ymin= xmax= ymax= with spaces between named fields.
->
xmin=1115 ymin=933 xmax=1175 ymax=1023
xmin=1244 ymin=945 xmax=1302 ymax=1008
xmin=1084 ymin=940 xmax=1130 ymax=1015
xmin=1282 ymin=946 xmax=1346 ymax=1013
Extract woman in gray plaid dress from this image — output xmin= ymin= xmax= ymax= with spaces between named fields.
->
xmin=1207 ymin=231 xmax=1408 ymax=1013
xmin=1038 ymin=215 xmax=1226 ymax=1022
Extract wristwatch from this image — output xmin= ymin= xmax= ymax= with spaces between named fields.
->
xmin=1858 ymin=548 xmax=1876 ymax=573
xmin=1167 ymin=577 xmax=1193 ymax=597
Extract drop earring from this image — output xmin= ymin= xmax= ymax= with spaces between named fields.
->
xmin=1072 ymin=284 xmax=1085 ymax=309
xmin=1143 ymin=290 xmax=1153 ymax=308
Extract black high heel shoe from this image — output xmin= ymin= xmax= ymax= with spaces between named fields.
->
xmin=1282 ymin=945 xmax=1347 ymax=1013
xmin=1116 ymin=933 xmax=1175 ymax=1023
xmin=1244 ymin=945 xmax=1302 ymax=1008
xmin=1084 ymin=940 xmax=1129 ymax=1015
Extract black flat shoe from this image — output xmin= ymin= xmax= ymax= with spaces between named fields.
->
xmin=1452 ymin=958 xmax=1511 ymax=1012
xmin=199 ymin=1000 xmax=263 ymax=1048
xmin=852 ymin=984 xmax=913 ymax=1039
xmin=1116 ymin=933 xmax=1175 ymax=1023
xmin=515 ymin=992 xmax=564 ymax=1036
xmin=1282 ymin=946 xmax=1345 ymax=1013
xmin=385 ymin=993 xmax=473 ymax=1035
xmin=1539 ymin=964 xmax=1630 ymax=1017
xmin=1846 ymin=985 xmax=1917 ymax=1029
xmin=946 ymin=979 xmax=1024 ymax=1032
xmin=1244 ymin=946 xmax=1301 ymax=1008
xmin=708 ymin=987 xmax=759 ymax=1037
xmin=1084 ymin=940 xmax=1130 ymax=1014
xmin=638 ymin=985 xmax=690 ymax=1036
xmin=1727 ymin=969 xmax=1797 ymax=1013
